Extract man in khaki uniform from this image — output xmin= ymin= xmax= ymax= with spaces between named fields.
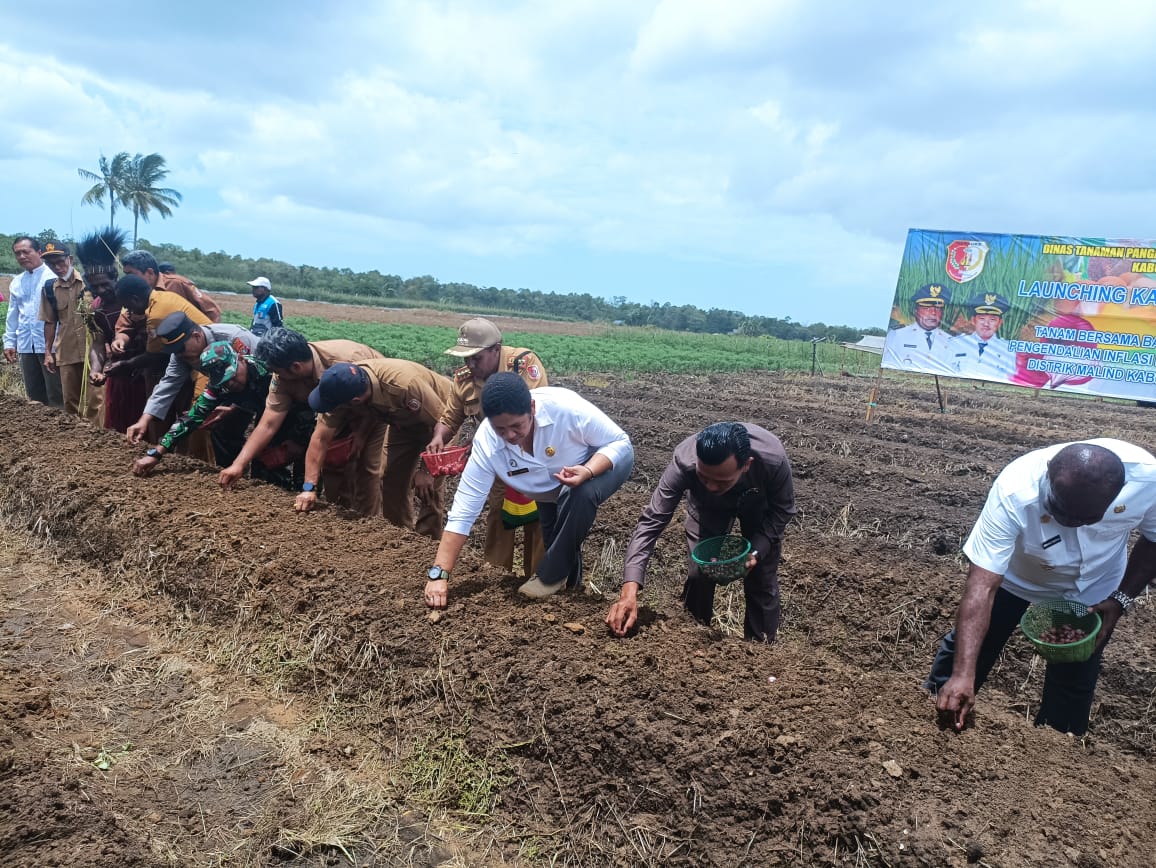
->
xmin=427 ymin=318 xmax=548 ymax=575
xmin=308 ymin=359 xmax=452 ymax=538
xmin=38 ymin=242 xmax=101 ymax=420
xmin=219 ymin=327 xmax=384 ymax=515
xmin=120 ymin=249 xmax=221 ymax=322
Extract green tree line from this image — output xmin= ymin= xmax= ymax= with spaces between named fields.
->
xmin=1 ymin=230 xmax=882 ymax=342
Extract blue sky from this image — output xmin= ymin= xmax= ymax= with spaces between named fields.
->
xmin=3 ymin=0 xmax=1155 ymax=329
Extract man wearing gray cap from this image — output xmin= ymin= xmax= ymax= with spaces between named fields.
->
xmin=428 ymin=317 xmax=549 ymax=576
xmin=124 ymin=311 xmax=259 ymax=452
xmin=248 ymin=276 xmax=283 ymax=336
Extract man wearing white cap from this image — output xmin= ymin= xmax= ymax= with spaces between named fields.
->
xmin=248 ymin=276 xmax=283 ymax=337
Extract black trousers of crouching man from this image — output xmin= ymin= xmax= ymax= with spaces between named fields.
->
xmin=681 ymin=506 xmax=783 ymax=643
xmin=535 ymin=452 xmax=635 ymax=590
xmin=924 ymin=586 xmax=1109 ymax=735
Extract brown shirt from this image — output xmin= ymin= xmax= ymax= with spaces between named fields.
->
xmin=114 ymin=291 xmax=213 ymax=354
xmin=325 ymin=358 xmax=452 ymax=433
xmin=157 ymin=272 xmax=220 ymax=322
xmin=38 ymin=268 xmax=88 ymax=365
xmin=622 ymin=424 xmax=796 ymax=587
xmin=439 ymin=345 xmax=548 ymax=433
xmin=265 ymin=340 xmax=384 ymax=414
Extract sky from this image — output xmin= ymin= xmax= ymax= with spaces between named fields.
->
xmin=3 ymin=0 xmax=1156 ymax=330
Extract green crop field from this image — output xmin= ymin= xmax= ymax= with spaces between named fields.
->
xmin=216 ymin=311 xmax=882 ymax=377
xmin=0 ymin=300 xmax=882 ymax=377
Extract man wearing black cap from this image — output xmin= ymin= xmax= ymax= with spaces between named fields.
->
xmin=428 ymin=317 xmax=549 ymax=575
xmin=949 ymin=293 xmax=1013 ymax=380
xmin=124 ymin=311 xmax=259 ymax=450
xmin=882 ymin=282 xmax=954 ymax=374
xmin=38 ymin=242 xmax=101 ymax=420
xmin=301 ymin=359 xmax=452 ymax=537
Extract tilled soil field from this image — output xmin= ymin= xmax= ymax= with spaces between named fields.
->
xmin=1 ymin=371 xmax=1155 ymax=867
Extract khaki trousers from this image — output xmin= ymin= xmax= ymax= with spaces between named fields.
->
xmin=483 ymin=482 xmax=545 ymax=578
xmin=324 ymin=418 xmax=387 ymax=518
xmin=382 ymin=423 xmax=444 ymax=539
xmin=58 ymin=362 xmax=103 ymax=421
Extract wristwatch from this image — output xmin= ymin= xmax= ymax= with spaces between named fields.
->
xmin=302 ymin=482 xmax=317 ymax=493
xmin=1109 ymin=589 xmax=1135 ymax=615
xmin=428 ymin=566 xmax=450 ymax=581
xmin=145 ymin=447 xmax=161 ymax=459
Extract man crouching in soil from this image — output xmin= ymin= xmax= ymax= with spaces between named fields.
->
xmin=606 ymin=421 xmax=796 ymax=642
xmin=927 ymin=439 xmax=1156 ymax=735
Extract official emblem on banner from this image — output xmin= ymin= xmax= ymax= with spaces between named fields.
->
xmin=945 ymin=240 xmax=989 ymax=283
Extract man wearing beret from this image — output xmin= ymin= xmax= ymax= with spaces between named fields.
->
xmin=949 ymin=293 xmax=1014 ymax=381
xmin=303 ymin=359 xmax=453 ymax=537
xmin=124 ymin=311 xmax=259 ymax=447
xmin=427 ymin=317 xmax=549 ymax=576
xmin=882 ymin=283 xmax=954 ymax=374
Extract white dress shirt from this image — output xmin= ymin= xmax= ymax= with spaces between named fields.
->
xmin=3 ymin=263 xmax=53 ymax=353
xmin=948 ymin=332 xmax=1014 ymax=380
xmin=964 ymin=438 xmax=1156 ymax=604
xmin=445 ymin=386 xmax=633 ymax=536
xmin=882 ymin=322 xmax=953 ymax=375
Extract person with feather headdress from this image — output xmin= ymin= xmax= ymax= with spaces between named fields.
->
xmin=74 ymin=228 xmax=147 ymax=431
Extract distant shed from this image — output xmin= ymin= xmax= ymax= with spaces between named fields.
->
xmin=841 ymin=335 xmax=885 ymax=356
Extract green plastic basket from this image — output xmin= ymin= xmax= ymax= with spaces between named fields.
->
xmin=691 ymin=535 xmax=752 ymax=585
xmin=1019 ymin=600 xmax=1102 ymax=663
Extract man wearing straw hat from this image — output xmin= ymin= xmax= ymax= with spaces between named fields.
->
xmin=928 ymin=439 xmax=1156 ymax=736
xmin=427 ymin=317 xmax=549 ymax=577
xmin=882 ymin=282 xmax=954 ymax=374
xmin=606 ymin=422 xmax=796 ymax=643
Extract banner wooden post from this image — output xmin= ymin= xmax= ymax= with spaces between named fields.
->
xmin=934 ymin=375 xmax=947 ymax=413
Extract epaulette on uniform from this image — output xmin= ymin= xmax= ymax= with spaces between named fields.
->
xmin=454 ymin=366 xmax=473 ymax=383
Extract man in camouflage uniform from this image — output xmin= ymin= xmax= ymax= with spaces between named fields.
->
xmin=426 ymin=318 xmax=548 ymax=576
xmin=132 ymin=341 xmax=314 ymax=489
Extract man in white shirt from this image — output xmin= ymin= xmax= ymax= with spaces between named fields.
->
xmin=3 ymin=236 xmax=62 ymax=405
xmin=882 ymin=282 xmax=954 ymax=375
xmin=927 ymin=439 xmax=1156 ymax=735
xmin=424 ymin=374 xmax=634 ymax=606
xmin=947 ymin=293 xmax=1014 ymax=381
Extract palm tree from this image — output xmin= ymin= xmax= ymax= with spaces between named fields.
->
xmin=78 ymin=152 xmax=132 ymax=227
xmin=121 ymin=153 xmax=183 ymax=245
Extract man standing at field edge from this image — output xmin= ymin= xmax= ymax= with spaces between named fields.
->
xmin=426 ymin=318 xmax=549 ymax=576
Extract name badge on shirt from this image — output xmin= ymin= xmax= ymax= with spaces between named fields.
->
xmin=1041 ymin=534 xmax=1062 ymax=549
xmin=508 ymin=467 xmax=530 ymax=476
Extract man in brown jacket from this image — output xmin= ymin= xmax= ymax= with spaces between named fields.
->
xmin=218 ymin=328 xmax=384 ymax=515
xmin=308 ymin=359 xmax=452 ymax=537
xmin=427 ymin=317 xmax=548 ymax=573
xmin=607 ymin=422 xmax=796 ymax=642
xmin=120 ymin=250 xmax=221 ymax=322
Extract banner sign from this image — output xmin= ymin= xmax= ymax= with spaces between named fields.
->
xmin=882 ymin=228 xmax=1156 ymax=401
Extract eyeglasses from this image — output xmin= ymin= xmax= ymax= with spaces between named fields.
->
xmin=1042 ymin=476 xmax=1107 ymax=527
